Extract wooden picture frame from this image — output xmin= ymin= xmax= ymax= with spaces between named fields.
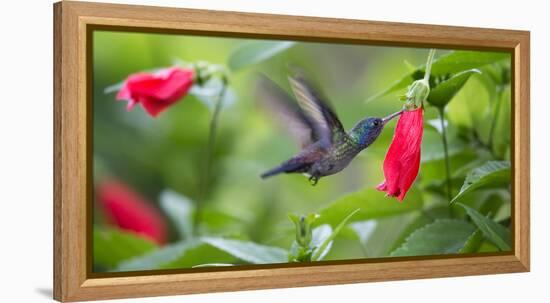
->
xmin=53 ymin=1 xmax=530 ymax=301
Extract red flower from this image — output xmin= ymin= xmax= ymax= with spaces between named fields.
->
xmin=98 ymin=180 xmax=167 ymax=244
xmin=116 ymin=67 xmax=194 ymax=117
xmin=377 ymin=108 xmax=423 ymax=201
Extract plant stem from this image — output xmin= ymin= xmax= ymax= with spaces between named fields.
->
xmin=422 ymin=49 xmax=452 ymax=203
xmin=424 ymin=49 xmax=437 ymax=82
xmin=438 ymin=107 xmax=453 ymax=203
xmin=194 ymin=84 xmax=227 ymax=234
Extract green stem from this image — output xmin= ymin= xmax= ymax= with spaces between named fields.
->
xmin=405 ymin=49 xmax=436 ymax=109
xmin=424 ymin=49 xmax=437 ymax=82
xmin=194 ymin=84 xmax=227 ymax=234
xmin=422 ymin=49 xmax=453 ymax=203
xmin=438 ymin=107 xmax=453 ymax=203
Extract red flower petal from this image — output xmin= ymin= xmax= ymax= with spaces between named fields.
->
xmin=138 ymin=96 xmax=172 ymax=117
xmin=98 ymin=180 xmax=167 ymax=244
xmin=115 ymin=67 xmax=194 ymax=117
xmin=116 ymin=73 xmax=154 ymax=101
xmin=377 ymin=108 xmax=423 ymax=201
xmin=131 ymin=68 xmax=194 ymax=100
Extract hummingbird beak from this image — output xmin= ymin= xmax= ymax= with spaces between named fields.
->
xmin=382 ymin=110 xmax=404 ymax=125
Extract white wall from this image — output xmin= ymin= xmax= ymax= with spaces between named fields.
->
xmin=0 ymin=0 xmax=547 ymax=302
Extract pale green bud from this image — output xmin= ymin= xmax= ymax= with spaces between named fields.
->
xmin=288 ymin=213 xmax=319 ymax=247
xmin=405 ymin=78 xmax=430 ymax=109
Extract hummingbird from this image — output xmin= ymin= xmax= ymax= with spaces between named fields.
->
xmin=257 ymin=71 xmax=403 ymax=185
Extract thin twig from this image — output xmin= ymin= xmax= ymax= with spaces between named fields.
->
xmin=194 ymin=84 xmax=227 ymax=234
xmin=424 ymin=49 xmax=437 ymax=82
xmin=438 ymin=107 xmax=453 ymax=203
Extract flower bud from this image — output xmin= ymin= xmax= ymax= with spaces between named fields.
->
xmin=288 ymin=213 xmax=319 ymax=247
xmin=405 ymin=78 xmax=430 ymax=109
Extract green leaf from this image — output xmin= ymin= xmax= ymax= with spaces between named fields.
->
xmin=159 ymin=190 xmax=195 ymax=240
xmin=459 ymin=230 xmax=484 ymax=253
xmin=403 ymin=60 xmax=418 ymax=72
xmin=366 ymin=50 xmax=509 ymax=102
xmin=316 ymin=187 xmax=423 ymax=227
xmin=309 ymin=224 xmax=333 ymax=261
xmin=199 ymin=208 xmax=245 ymax=234
xmin=390 ymin=219 xmax=476 ymax=257
xmin=349 ymin=220 xmax=377 ymax=246
xmin=428 ymin=51 xmax=509 ymax=76
xmin=479 ymin=193 xmax=507 ymax=219
xmin=192 ymin=263 xmax=235 ymax=268
xmin=427 ymin=69 xmax=480 ymax=108
xmin=421 ymin=138 xmax=467 ymax=163
xmin=456 ymin=203 xmax=511 ymax=251
xmin=311 ymin=209 xmax=359 ymax=261
xmin=491 ymin=87 xmax=512 ymax=158
xmin=388 ymin=211 xmax=440 ymax=254
xmin=201 ymin=237 xmax=288 ymax=264
xmin=161 ymin=241 xmax=236 ymax=269
xmin=451 ymin=161 xmax=511 ymax=204
xmin=93 ymin=227 xmax=158 ymax=269
xmin=445 ymin=76 xmax=492 ymax=134
xmin=227 ymin=41 xmax=295 ymax=71
xmin=117 ymin=236 xmax=288 ymax=270
xmin=478 ymin=240 xmax=500 ymax=253
xmin=357 ymin=213 xmax=419 ymax=257
xmin=117 ymin=240 xmax=200 ymax=271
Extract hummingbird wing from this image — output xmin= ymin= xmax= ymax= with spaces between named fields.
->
xmin=256 ymin=74 xmax=319 ymax=147
xmin=288 ymin=72 xmax=345 ymax=148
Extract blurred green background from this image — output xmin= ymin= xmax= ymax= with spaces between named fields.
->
xmin=93 ymin=30 xmax=512 ymax=272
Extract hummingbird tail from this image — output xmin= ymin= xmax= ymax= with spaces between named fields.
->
xmin=261 ymin=162 xmax=307 ymax=179
xmin=260 ymin=167 xmax=286 ymax=179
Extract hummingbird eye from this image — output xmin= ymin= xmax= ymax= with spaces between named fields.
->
xmin=372 ymin=119 xmax=380 ymax=127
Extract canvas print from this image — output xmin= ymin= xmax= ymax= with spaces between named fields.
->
xmin=92 ymin=30 xmax=512 ymax=273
